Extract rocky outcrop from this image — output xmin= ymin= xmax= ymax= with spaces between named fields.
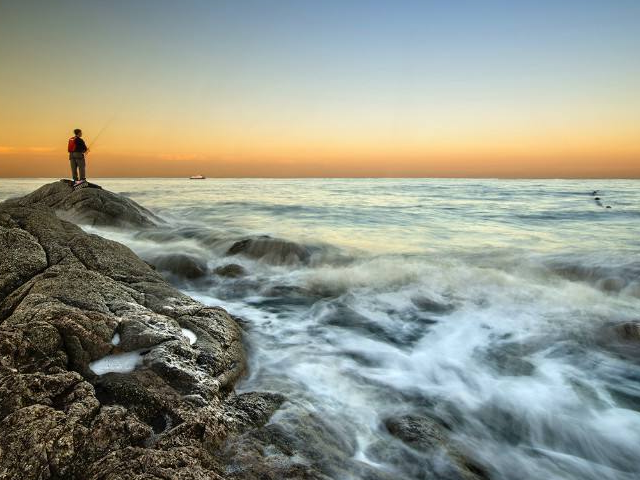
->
xmin=0 ymin=186 xmax=287 ymax=479
xmin=3 ymin=179 xmax=162 ymax=228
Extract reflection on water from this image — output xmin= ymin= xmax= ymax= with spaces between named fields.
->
xmin=2 ymin=178 xmax=640 ymax=479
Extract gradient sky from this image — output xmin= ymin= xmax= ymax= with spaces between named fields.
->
xmin=0 ymin=0 xmax=639 ymax=177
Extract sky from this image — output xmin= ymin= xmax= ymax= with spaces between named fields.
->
xmin=0 ymin=0 xmax=638 ymax=178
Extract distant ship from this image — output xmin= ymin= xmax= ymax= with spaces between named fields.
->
xmin=189 ymin=174 xmax=206 ymax=180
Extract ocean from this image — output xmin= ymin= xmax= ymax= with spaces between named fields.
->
xmin=2 ymin=178 xmax=639 ymax=479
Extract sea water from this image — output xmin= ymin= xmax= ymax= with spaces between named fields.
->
xmin=2 ymin=178 xmax=639 ymax=479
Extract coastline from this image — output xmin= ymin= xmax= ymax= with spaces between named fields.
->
xmin=0 ymin=181 xmax=286 ymax=479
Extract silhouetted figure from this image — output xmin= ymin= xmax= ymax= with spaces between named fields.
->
xmin=68 ymin=128 xmax=89 ymax=186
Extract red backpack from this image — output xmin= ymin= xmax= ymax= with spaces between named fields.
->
xmin=67 ymin=137 xmax=76 ymax=153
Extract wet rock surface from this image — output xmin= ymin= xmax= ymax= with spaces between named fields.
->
xmin=3 ymin=179 xmax=162 ymax=228
xmin=0 ymin=185 xmax=320 ymax=480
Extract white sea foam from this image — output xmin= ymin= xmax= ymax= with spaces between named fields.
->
xmin=181 ymin=328 xmax=197 ymax=345
xmin=89 ymin=351 xmax=143 ymax=375
xmin=111 ymin=332 xmax=121 ymax=345
xmin=191 ymin=253 xmax=640 ymax=479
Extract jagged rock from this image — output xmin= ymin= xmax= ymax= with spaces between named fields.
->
xmin=227 ymin=236 xmax=312 ymax=265
xmin=149 ymin=253 xmax=207 ymax=280
xmin=3 ymin=179 xmax=162 ymax=228
xmin=0 ymin=186 xmax=287 ymax=479
xmin=116 ymin=314 xmax=180 ymax=351
xmin=223 ymin=392 xmax=286 ymax=433
xmin=214 ymin=263 xmax=247 ymax=278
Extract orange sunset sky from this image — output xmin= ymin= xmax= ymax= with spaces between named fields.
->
xmin=1 ymin=0 xmax=639 ymax=178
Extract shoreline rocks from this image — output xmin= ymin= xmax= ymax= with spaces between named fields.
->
xmin=0 ymin=181 xmax=491 ymax=480
xmin=0 ymin=182 xmax=288 ymax=479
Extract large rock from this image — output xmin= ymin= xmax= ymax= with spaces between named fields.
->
xmin=4 ymin=179 xmax=162 ymax=228
xmin=149 ymin=253 xmax=208 ymax=280
xmin=0 ymin=187 xmax=289 ymax=479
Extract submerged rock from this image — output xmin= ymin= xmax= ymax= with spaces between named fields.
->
xmin=220 ymin=406 xmax=395 ymax=480
xmin=227 ymin=236 xmax=312 ymax=265
xmin=411 ymin=295 xmax=455 ymax=313
xmin=0 ymin=185 xmax=291 ymax=479
xmin=599 ymin=321 xmax=640 ymax=360
xmin=4 ymin=179 xmax=162 ymax=228
xmin=385 ymin=415 xmax=448 ymax=450
xmin=214 ymin=263 xmax=247 ymax=278
xmin=383 ymin=415 xmax=490 ymax=480
xmin=613 ymin=322 xmax=640 ymax=342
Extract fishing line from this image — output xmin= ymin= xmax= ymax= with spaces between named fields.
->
xmin=88 ymin=115 xmax=117 ymax=151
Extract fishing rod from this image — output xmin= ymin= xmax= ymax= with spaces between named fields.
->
xmin=88 ymin=115 xmax=117 ymax=152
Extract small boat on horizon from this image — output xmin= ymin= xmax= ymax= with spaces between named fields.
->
xmin=189 ymin=174 xmax=206 ymax=180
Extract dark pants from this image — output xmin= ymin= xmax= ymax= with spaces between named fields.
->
xmin=69 ymin=152 xmax=86 ymax=181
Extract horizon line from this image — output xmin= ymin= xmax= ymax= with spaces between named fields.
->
xmin=2 ymin=176 xmax=640 ymax=180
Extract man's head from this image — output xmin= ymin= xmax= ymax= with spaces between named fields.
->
xmin=74 ymin=128 xmax=82 ymax=137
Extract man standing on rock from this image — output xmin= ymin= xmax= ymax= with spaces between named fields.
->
xmin=68 ymin=128 xmax=89 ymax=186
